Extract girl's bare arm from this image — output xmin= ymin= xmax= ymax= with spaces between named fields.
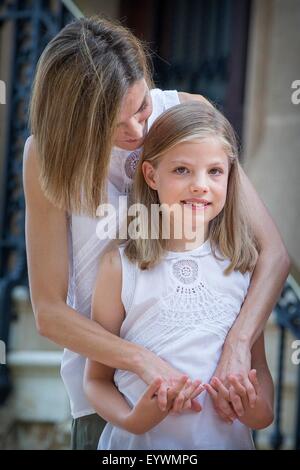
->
xmin=83 ymin=249 xmax=171 ymax=434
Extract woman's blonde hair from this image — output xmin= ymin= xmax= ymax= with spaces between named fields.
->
xmin=125 ymin=101 xmax=258 ymax=274
xmin=30 ymin=16 xmax=153 ymax=215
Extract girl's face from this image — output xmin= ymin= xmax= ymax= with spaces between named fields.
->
xmin=113 ymin=78 xmax=153 ymax=151
xmin=142 ymin=138 xmax=230 ymax=245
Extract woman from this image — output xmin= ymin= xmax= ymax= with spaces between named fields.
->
xmin=23 ymin=16 xmax=289 ymax=449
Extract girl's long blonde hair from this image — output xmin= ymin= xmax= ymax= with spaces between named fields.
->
xmin=30 ymin=16 xmax=153 ymax=215
xmin=125 ymin=102 xmax=258 ymax=274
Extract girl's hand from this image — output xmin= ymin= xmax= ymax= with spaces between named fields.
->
xmin=138 ymin=352 xmax=203 ymax=412
xmin=124 ymin=377 xmax=187 ymax=435
xmin=164 ymin=379 xmax=204 ymax=414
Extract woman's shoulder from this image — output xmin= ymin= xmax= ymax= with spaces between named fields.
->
xmin=23 ymin=135 xmax=42 ymax=195
xmin=149 ymin=90 xmax=210 ymax=128
xmin=23 ymin=135 xmax=37 ymax=172
xmin=177 ymin=92 xmax=208 ymax=104
xmin=148 ymin=89 xmax=179 ymax=128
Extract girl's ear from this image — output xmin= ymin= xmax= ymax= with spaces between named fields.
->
xmin=142 ymin=161 xmax=158 ymax=190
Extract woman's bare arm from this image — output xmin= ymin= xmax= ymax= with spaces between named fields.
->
xmin=206 ymin=334 xmax=274 ymax=430
xmin=223 ymin=334 xmax=274 ymax=430
xmin=209 ymin=166 xmax=289 ymax=420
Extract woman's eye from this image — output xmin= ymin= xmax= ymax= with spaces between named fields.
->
xmin=209 ymin=168 xmax=223 ymax=175
xmin=174 ymin=167 xmax=189 ymax=175
xmin=140 ymin=102 xmax=148 ymax=112
xmin=139 ymin=99 xmax=151 ymax=114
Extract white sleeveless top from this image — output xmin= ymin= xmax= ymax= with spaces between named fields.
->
xmin=98 ymin=242 xmax=254 ymax=450
xmin=61 ymin=89 xmax=180 ymax=419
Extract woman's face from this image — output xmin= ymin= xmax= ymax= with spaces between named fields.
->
xmin=113 ymin=78 xmax=153 ymax=151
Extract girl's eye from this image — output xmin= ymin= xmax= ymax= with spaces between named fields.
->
xmin=209 ymin=168 xmax=223 ymax=176
xmin=174 ymin=167 xmax=189 ymax=175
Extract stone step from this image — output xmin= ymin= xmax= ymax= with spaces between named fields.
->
xmin=7 ymin=350 xmax=70 ymax=423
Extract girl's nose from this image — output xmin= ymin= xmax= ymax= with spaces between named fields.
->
xmin=189 ymin=176 xmax=209 ymax=193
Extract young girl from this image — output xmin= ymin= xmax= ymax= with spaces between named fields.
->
xmin=84 ymin=102 xmax=274 ymax=450
xmin=24 ymin=15 xmax=287 ymax=449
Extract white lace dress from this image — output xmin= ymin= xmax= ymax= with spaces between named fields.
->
xmin=98 ymin=240 xmax=254 ymax=450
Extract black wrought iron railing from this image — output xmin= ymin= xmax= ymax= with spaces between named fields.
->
xmin=270 ymin=276 xmax=300 ymax=449
xmin=253 ymin=275 xmax=300 ymax=450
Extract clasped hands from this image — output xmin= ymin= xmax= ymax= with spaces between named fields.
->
xmin=151 ymin=370 xmax=258 ymax=422
xmin=124 ymin=370 xmax=260 ymax=435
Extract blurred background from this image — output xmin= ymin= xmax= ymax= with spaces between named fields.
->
xmin=0 ymin=0 xmax=299 ymax=450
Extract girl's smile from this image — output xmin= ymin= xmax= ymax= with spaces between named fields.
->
xmin=180 ymin=198 xmax=212 ymax=211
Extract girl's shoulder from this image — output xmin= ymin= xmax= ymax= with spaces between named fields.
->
xmin=99 ymin=242 xmax=138 ymax=274
xmin=99 ymin=243 xmax=123 ymax=275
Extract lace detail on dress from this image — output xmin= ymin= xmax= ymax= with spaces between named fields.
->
xmin=165 ymin=256 xmax=237 ymax=328
xmin=122 ymin=148 xmax=142 ymax=194
xmin=159 ymin=283 xmax=236 ymax=328
xmin=172 ymin=259 xmax=199 ymax=284
xmin=124 ymin=151 xmax=140 ymax=179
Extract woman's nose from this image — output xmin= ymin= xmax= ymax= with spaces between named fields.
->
xmin=126 ymin=118 xmax=144 ymax=139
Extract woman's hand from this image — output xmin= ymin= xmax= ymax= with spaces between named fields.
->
xmin=227 ymin=370 xmax=258 ymax=417
xmin=204 ymin=377 xmax=237 ymax=424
